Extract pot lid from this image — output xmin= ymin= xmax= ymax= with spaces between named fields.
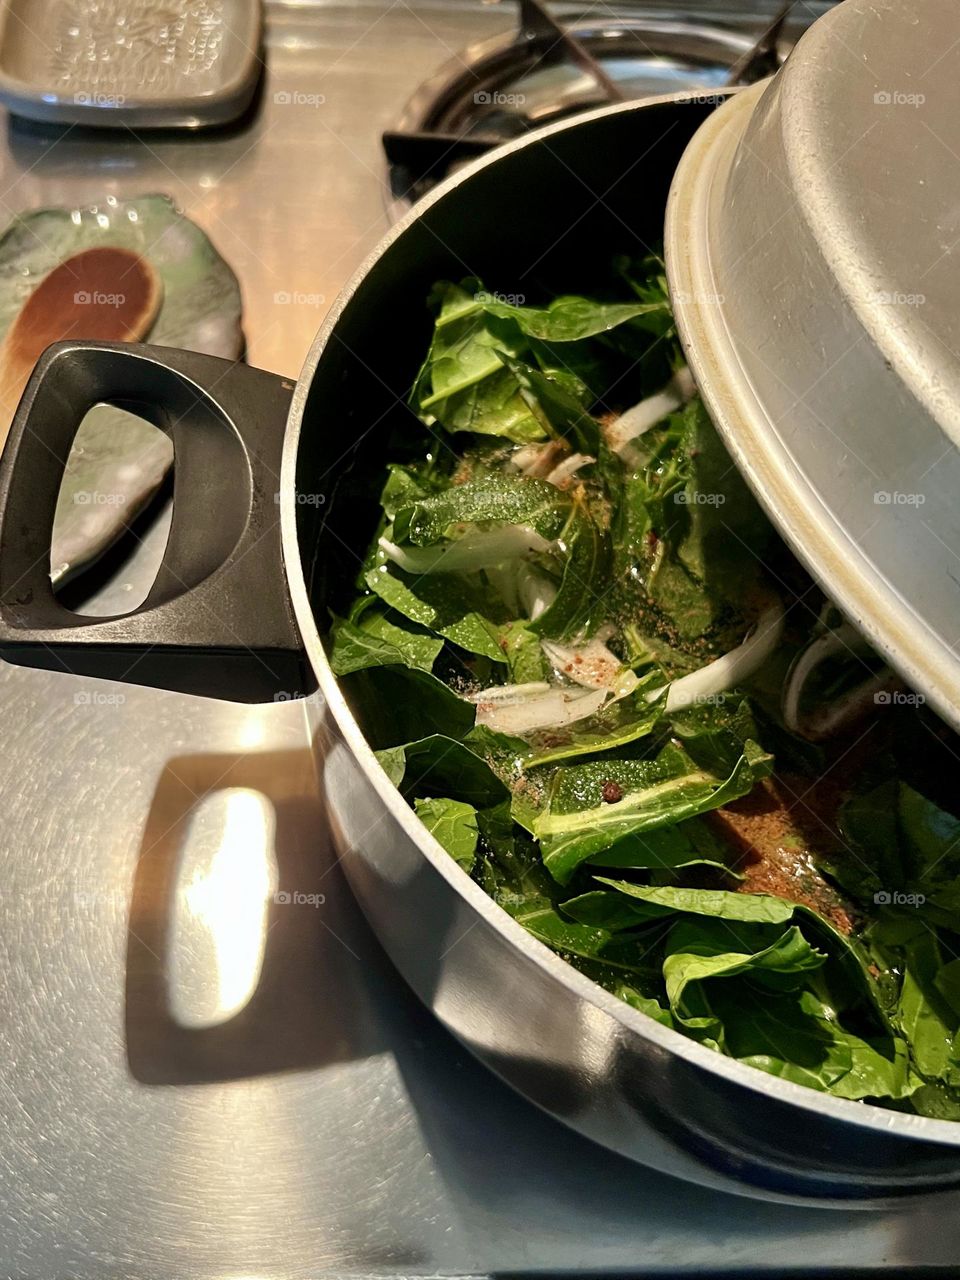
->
xmin=665 ymin=0 xmax=960 ymax=731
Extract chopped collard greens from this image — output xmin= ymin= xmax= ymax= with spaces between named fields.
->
xmin=328 ymin=254 xmax=960 ymax=1118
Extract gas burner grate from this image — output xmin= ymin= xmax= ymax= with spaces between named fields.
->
xmin=383 ymin=0 xmax=800 ymax=214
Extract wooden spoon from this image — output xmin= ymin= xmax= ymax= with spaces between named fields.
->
xmin=0 ymin=245 xmax=163 ymax=432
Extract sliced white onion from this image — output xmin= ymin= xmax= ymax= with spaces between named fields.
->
xmin=469 ymin=680 xmax=551 ymax=702
xmin=652 ymin=604 xmax=785 ymax=714
xmin=541 ymin=636 xmax=625 ymax=689
xmin=782 ymin=624 xmax=864 ymax=733
xmin=603 ymin=366 xmax=696 ymax=460
xmin=470 ymin=683 xmax=608 ymax=735
xmin=510 ymin=440 xmax=569 ymax=478
xmin=379 ymin=525 xmax=551 ymax=575
xmin=469 ymin=661 xmax=642 ymax=736
xmin=782 ymin=622 xmax=892 ymax=740
xmin=793 ymin=670 xmax=896 ymax=741
xmin=517 ymin=562 xmax=558 ymax=620
xmin=545 ymin=452 xmax=595 ymax=489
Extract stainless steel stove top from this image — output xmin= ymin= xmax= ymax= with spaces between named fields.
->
xmin=2 ymin=2 xmax=960 ymax=1275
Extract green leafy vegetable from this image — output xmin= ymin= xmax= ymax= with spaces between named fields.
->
xmin=329 ymin=603 xmax=444 ymax=676
xmin=379 ymin=462 xmax=439 ymax=518
xmin=364 ymin=564 xmax=506 ymax=661
xmin=532 ymin=741 xmax=773 ymax=883
xmin=413 ymin=281 xmax=546 ymax=443
xmin=663 ymin=922 xmax=827 ymax=1019
xmin=378 ymin=734 xmax=508 ymax=808
xmin=869 ymin=914 xmax=960 ymax=1088
xmin=502 ymin=355 xmax=600 ymax=453
xmin=529 ymin=499 xmax=609 ymax=641
xmin=498 ymin=621 xmax=550 ymax=684
xmin=703 ymin=983 xmax=914 ymax=1102
xmin=343 ymin=666 xmax=475 ymax=749
xmin=591 ymin=882 xmax=798 ymax=925
xmin=521 ymin=690 xmax=661 ymax=768
xmin=392 ymin=475 xmax=569 ymax=546
xmin=673 ymin=397 xmax=772 ymax=607
xmin=587 ymin=818 xmax=736 ymax=875
xmin=414 ymin=796 xmax=479 ymax=873
xmin=662 ymin=917 xmax=914 ymax=1101
xmin=412 ymin=278 xmax=675 ymax=445
xmin=483 ymin=292 xmax=669 ymax=343
xmin=327 ymin=252 xmax=960 ymax=1121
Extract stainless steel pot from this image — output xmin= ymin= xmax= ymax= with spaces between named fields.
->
xmin=2 ymin=91 xmax=960 ymax=1205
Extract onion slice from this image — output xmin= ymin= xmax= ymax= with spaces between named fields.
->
xmin=469 ymin=663 xmax=641 ymax=737
xmin=471 ymin=681 xmax=551 ymax=701
xmin=603 ymin=366 xmax=696 ymax=459
xmin=545 ymin=452 xmax=595 ymax=489
xmin=782 ymin=622 xmax=895 ymax=740
xmin=652 ymin=604 xmax=785 ymax=714
xmin=541 ymin=636 xmax=625 ymax=689
xmin=510 ymin=442 xmax=594 ymax=489
xmin=510 ymin=440 xmax=569 ymax=478
xmin=517 ymin=562 xmax=557 ymax=620
xmin=470 ymin=683 xmax=608 ymax=735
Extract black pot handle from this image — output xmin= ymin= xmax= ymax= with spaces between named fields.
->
xmin=0 ymin=341 xmax=308 ymax=702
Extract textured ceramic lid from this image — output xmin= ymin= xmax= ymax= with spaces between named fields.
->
xmin=0 ymin=0 xmax=262 ymax=128
xmin=665 ymin=0 xmax=960 ymax=731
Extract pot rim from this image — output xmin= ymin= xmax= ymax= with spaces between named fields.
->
xmin=279 ymin=90 xmax=960 ymax=1155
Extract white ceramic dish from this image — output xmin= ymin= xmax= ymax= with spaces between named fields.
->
xmin=0 ymin=0 xmax=262 ymax=128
